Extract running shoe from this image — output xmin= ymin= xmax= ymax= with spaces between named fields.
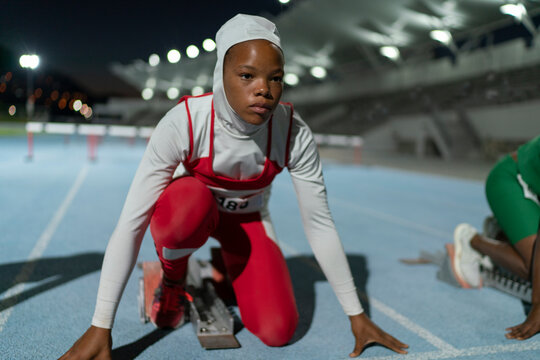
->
xmin=452 ymin=223 xmax=482 ymax=288
xmin=150 ymin=280 xmax=192 ymax=329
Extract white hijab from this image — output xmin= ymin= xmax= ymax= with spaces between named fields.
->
xmin=212 ymin=14 xmax=282 ymax=136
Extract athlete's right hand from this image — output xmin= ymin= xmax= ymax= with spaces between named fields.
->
xmin=348 ymin=313 xmax=408 ymax=357
xmin=58 ymin=326 xmax=112 ymax=360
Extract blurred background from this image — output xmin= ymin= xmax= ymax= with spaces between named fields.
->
xmin=2 ymin=0 xmax=540 ymax=170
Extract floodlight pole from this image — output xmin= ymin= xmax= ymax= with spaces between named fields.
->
xmin=20 ymin=54 xmax=39 ymax=161
xmin=19 ymin=54 xmax=39 ymax=121
xmin=26 ymin=69 xmax=34 ymax=121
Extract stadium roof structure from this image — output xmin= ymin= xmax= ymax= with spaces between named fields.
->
xmin=111 ymin=0 xmax=540 ymax=108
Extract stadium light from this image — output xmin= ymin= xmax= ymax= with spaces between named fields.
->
xmin=500 ymin=3 xmax=527 ymax=21
xmin=500 ymin=3 xmax=536 ymax=35
xmin=80 ymin=104 xmax=89 ymax=116
xmin=186 ymin=45 xmax=200 ymax=59
xmin=380 ymin=46 xmax=400 ymax=61
xmin=167 ymin=49 xmax=181 ymax=63
xmin=19 ymin=54 xmax=40 ymax=69
xmin=73 ymin=99 xmax=83 ymax=111
xmin=149 ymin=54 xmax=160 ymax=66
xmin=202 ymin=39 xmax=216 ymax=52
xmin=279 ymin=0 xmax=290 ymax=3
xmin=284 ymin=73 xmax=299 ymax=86
xmin=84 ymin=107 xmax=93 ymax=119
xmin=142 ymin=88 xmax=154 ymax=100
xmin=191 ymin=86 xmax=204 ymax=96
xmin=429 ymin=29 xmax=459 ymax=55
xmin=310 ymin=66 xmax=327 ymax=79
xmin=19 ymin=54 xmax=40 ymax=120
xmin=430 ymin=30 xmax=452 ymax=45
xmin=167 ymin=87 xmax=180 ymax=100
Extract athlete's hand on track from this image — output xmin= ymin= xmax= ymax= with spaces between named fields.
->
xmin=58 ymin=326 xmax=112 ymax=360
xmin=505 ymin=303 xmax=540 ymax=340
xmin=348 ymin=313 xmax=408 ymax=357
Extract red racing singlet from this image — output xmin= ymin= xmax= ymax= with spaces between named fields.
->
xmin=179 ymin=95 xmax=293 ymax=213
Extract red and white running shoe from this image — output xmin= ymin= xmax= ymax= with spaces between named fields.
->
xmin=150 ymin=280 xmax=192 ymax=329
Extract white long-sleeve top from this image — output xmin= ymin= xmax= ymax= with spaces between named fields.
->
xmin=91 ymin=95 xmax=363 ymax=328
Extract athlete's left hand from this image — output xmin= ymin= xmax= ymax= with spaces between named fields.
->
xmin=348 ymin=313 xmax=408 ymax=357
xmin=505 ymin=303 xmax=540 ymax=340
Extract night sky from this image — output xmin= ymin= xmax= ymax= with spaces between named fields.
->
xmin=1 ymin=1 xmax=290 ymax=96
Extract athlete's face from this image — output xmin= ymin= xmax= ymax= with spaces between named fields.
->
xmin=223 ymin=40 xmax=284 ymax=125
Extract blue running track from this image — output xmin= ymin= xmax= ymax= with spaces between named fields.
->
xmin=1 ymin=134 xmax=539 ymax=359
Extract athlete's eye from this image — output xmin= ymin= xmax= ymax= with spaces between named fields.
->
xmin=240 ymin=73 xmax=253 ymax=80
xmin=271 ymin=75 xmax=283 ymax=83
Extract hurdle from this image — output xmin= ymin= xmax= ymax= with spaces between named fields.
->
xmin=24 ymin=122 xmax=43 ymax=160
xmin=313 ymin=133 xmax=364 ymax=164
xmin=25 ymin=121 xmax=362 ymax=162
xmin=24 ymin=122 xmax=154 ymax=161
xmin=108 ymin=125 xmax=139 ymax=146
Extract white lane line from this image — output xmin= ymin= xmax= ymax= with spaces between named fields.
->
xmin=369 ymin=297 xmax=456 ymax=352
xmin=272 ymin=181 xmax=451 ymax=240
xmin=275 ymin=179 xmax=535 ymax=358
xmin=331 ymin=197 xmax=451 ymax=240
xmin=28 ymin=165 xmax=90 ymax=260
xmin=359 ymin=341 xmax=540 ymax=360
xmin=0 ymin=164 xmax=89 ymax=332
xmin=279 ymin=240 xmax=455 ymax=352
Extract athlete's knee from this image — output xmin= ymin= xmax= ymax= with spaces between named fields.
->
xmin=255 ymin=311 xmax=298 ymax=347
xmin=151 ymin=176 xmax=218 ymax=248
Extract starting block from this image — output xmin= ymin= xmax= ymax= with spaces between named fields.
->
xmin=400 ymin=217 xmax=532 ymax=313
xmin=402 ymin=244 xmax=532 ymax=303
xmin=480 ymin=263 xmax=532 ymax=303
xmin=138 ymin=256 xmax=240 ymax=349
xmin=138 ymin=261 xmax=162 ymax=324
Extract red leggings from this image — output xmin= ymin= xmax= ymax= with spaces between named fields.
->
xmin=150 ymin=177 xmax=298 ymax=346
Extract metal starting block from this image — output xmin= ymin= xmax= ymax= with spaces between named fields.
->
xmin=186 ymin=257 xmax=240 ymax=349
xmin=138 ymin=258 xmax=240 ymax=349
xmin=138 ymin=261 xmax=161 ymax=324
xmin=480 ymin=264 xmax=532 ymax=303
xmin=402 ymin=244 xmax=532 ymax=303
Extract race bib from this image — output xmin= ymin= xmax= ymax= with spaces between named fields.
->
xmin=215 ymin=192 xmax=264 ymax=213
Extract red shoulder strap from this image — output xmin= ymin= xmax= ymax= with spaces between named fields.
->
xmin=177 ymin=96 xmax=194 ymax=162
xmin=177 ymin=93 xmax=214 ymax=163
